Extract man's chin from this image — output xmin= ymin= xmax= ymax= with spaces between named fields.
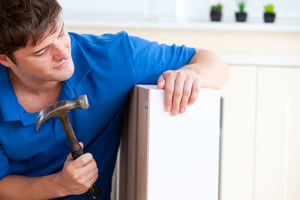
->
xmin=55 ymin=65 xmax=74 ymax=81
xmin=62 ymin=69 xmax=74 ymax=81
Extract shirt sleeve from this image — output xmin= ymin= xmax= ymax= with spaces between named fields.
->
xmin=121 ymin=31 xmax=196 ymax=84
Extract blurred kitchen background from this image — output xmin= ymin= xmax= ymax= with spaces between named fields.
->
xmin=58 ymin=0 xmax=300 ymax=200
xmin=59 ymin=0 xmax=300 ymax=24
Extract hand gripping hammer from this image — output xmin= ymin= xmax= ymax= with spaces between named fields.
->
xmin=36 ymin=95 xmax=101 ymax=199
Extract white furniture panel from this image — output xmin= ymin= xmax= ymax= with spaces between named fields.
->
xmin=220 ymin=65 xmax=257 ymax=200
xmin=255 ymin=67 xmax=300 ymax=200
xmin=119 ymin=85 xmax=220 ymax=200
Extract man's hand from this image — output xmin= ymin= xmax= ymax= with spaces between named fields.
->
xmin=157 ymin=49 xmax=229 ymax=116
xmin=157 ymin=69 xmax=201 ymax=115
xmin=57 ymin=151 xmax=99 ymax=196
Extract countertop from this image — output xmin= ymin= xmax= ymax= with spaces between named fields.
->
xmin=220 ymin=53 xmax=300 ymax=67
xmin=65 ymin=18 xmax=300 ymax=67
xmin=64 ymin=18 xmax=300 ymax=33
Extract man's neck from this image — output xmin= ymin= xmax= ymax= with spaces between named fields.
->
xmin=9 ymin=70 xmax=62 ymax=113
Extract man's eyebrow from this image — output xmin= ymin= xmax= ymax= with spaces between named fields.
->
xmin=31 ymin=46 xmax=49 ymax=55
xmin=30 ymin=22 xmax=65 ymax=55
xmin=59 ymin=22 xmax=65 ymax=35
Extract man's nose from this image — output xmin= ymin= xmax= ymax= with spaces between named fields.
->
xmin=52 ymin=43 xmax=69 ymax=61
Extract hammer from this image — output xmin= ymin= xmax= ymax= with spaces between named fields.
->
xmin=36 ymin=95 xmax=101 ymax=199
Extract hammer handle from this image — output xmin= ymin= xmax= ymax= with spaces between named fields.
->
xmin=71 ymin=147 xmax=101 ymax=199
xmin=60 ymin=115 xmax=101 ymax=199
xmin=71 ymin=147 xmax=84 ymax=160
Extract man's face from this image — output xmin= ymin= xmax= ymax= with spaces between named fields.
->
xmin=5 ymin=18 xmax=74 ymax=84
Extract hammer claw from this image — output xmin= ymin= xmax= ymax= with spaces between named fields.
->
xmin=36 ymin=95 xmax=89 ymax=130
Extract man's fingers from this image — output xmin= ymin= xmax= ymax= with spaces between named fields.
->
xmin=188 ymin=80 xmax=201 ymax=105
xmin=159 ymin=69 xmax=201 ymax=115
xmin=170 ymin=73 xmax=186 ymax=115
xmin=160 ymin=71 xmax=176 ymax=112
xmin=157 ymin=75 xmax=166 ymax=89
xmin=178 ymin=79 xmax=193 ymax=113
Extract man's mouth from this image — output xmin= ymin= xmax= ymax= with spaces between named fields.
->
xmin=54 ymin=59 xmax=69 ymax=70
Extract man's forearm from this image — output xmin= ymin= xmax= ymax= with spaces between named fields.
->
xmin=0 ymin=174 xmax=66 ymax=200
xmin=187 ymin=49 xmax=229 ymax=89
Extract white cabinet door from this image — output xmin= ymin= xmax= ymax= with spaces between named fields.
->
xmin=147 ymin=87 xmax=220 ymax=200
xmin=119 ymin=85 xmax=221 ymax=200
xmin=255 ymin=67 xmax=300 ymax=200
xmin=220 ymin=65 xmax=257 ymax=200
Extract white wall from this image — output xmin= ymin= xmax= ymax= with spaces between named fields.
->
xmin=58 ymin=0 xmax=300 ymax=23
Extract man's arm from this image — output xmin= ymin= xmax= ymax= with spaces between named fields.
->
xmin=0 ymin=152 xmax=98 ymax=199
xmin=0 ymin=174 xmax=66 ymax=199
xmin=157 ymin=48 xmax=229 ymax=115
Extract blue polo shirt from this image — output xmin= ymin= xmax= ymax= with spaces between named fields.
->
xmin=0 ymin=31 xmax=195 ymax=199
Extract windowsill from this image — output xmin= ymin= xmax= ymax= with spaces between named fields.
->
xmin=64 ymin=16 xmax=300 ymax=33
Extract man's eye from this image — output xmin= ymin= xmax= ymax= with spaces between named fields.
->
xmin=58 ymin=30 xmax=65 ymax=38
xmin=35 ymin=48 xmax=49 ymax=57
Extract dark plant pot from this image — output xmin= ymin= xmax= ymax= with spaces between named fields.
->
xmin=235 ymin=12 xmax=247 ymax=22
xmin=210 ymin=11 xmax=222 ymax=22
xmin=264 ymin=13 xmax=276 ymax=23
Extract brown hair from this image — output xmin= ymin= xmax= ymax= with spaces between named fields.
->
xmin=0 ymin=0 xmax=62 ymax=62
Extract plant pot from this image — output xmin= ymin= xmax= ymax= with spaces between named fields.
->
xmin=264 ymin=13 xmax=276 ymax=23
xmin=210 ymin=11 xmax=222 ymax=22
xmin=235 ymin=12 xmax=247 ymax=22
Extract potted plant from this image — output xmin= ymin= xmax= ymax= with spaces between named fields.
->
xmin=263 ymin=4 xmax=276 ymax=23
xmin=235 ymin=1 xmax=247 ymax=22
xmin=210 ymin=3 xmax=222 ymax=22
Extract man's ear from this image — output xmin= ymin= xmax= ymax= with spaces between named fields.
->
xmin=0 ymin=54 xmax=14 ymax=68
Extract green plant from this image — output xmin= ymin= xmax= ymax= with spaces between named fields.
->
xmin=264 ymin=4 xmax=275 ymax=13
xmin=237 ymin=1 xmax=246 ymax=13
xmin=211 ymin=3 xmax=223 ymax=12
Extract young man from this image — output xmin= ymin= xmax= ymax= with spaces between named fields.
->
xmin=0 ymin=0 xmax=228 ymax=199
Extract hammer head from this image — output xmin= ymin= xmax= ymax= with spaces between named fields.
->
xmin=36 ymin=95 xmax=89 ymax=130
